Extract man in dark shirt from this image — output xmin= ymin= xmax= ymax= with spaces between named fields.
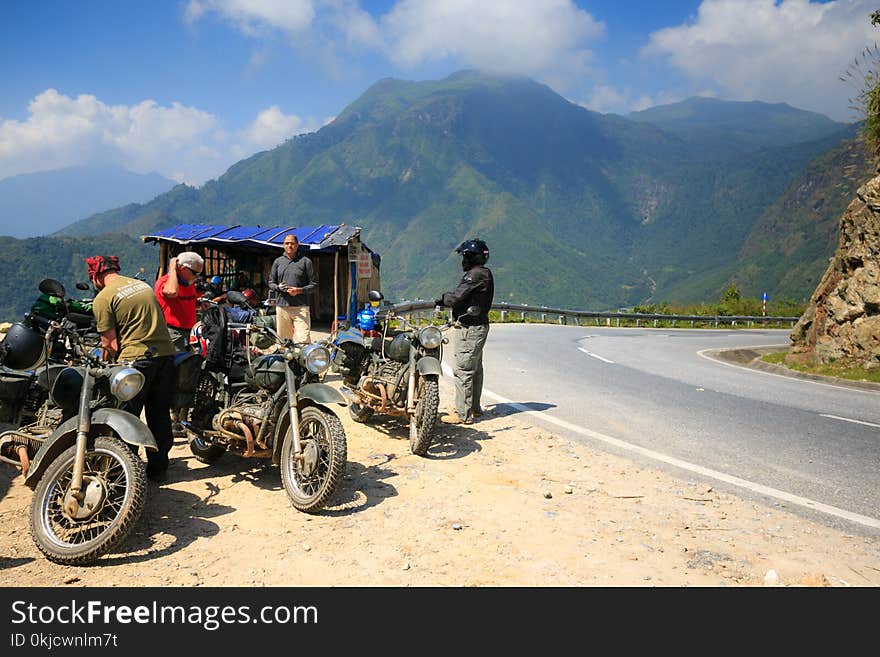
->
xmin=436 ymin=238 xmax=494 ymax=425
xmin=268 ymin=234 xmax=317 ymax=343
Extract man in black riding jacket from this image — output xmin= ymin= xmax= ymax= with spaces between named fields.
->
xmin=436 ymin=238 xmax=494 ymax=425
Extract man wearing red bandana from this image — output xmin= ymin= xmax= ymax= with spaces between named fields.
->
xmin=86 ymin=255 xmax=176 ymax=482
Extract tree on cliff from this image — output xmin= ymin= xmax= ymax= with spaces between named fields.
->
xmin=844 ymin=11 xmax=880 ymax=158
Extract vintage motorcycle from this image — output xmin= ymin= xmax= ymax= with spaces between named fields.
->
xmin=0 ymin=279 xmax=97 ymax=428
xmin=0 ymin=278 xmax=155 ymax=565
xmin=331 ymin=292 xmax=477 ymax=456
xmin=182 ymin=290 xmax=348 ymax=513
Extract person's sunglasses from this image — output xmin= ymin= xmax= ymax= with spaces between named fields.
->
xmin=182 ymin=264 xmax=203 ymax=274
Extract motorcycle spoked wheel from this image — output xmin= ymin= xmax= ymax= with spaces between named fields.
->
xmin=280 ymin=406 xmax=347 ymax=513
xmin=188 ymin=372 xmax=224 ymax=464
xmin=409 ymin=374 xmax=439 ymax=457
xmin=28 ymin=434 xmax=147 ymax=565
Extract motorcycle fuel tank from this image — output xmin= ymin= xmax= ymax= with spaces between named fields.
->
xmin=246 ymin=354 xmax=287 ymax=392
xmin=386 ymin=333 xmax=411 ymax=363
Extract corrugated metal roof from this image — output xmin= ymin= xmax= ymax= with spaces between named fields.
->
xmin=142 ymin=222 xmax=374 ymax=254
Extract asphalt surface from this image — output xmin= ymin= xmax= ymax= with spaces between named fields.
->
xmin=441 ymin=324 xmax=880 ymax=536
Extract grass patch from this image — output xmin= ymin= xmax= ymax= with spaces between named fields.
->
xmin=761 ymin=350 xmax=880 ymax=383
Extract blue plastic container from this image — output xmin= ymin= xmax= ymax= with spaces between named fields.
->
xmin=357 ymin=305 xmax=376 ymax=331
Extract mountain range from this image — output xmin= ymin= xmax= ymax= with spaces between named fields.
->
xmin=0 ymin=165 xmax=176 ymax=238
xmin=0 ymin=70 xmax=872 ymax=323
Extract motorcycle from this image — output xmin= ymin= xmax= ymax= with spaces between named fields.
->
xmin=182 ymin=290 xmax=348 ymax=513
xmin=331 ymin=291 xmax=478 ymax=456
xmin=0 ymin=278 xmax=97 ymax=429
xmin=0 ymin=278 xmax=155 ymax=565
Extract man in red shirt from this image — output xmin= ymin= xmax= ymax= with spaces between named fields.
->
xmin=155 ymin=252 xmax=204 ymax=351
xmin=154 ymin=251 xmax=204 ymax=436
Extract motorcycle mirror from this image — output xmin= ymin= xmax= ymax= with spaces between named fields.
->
xmin=39 ymin=278 xmax=66 ymax=298
xmin=465 ymin=305 xmax=480 ymax=316
xmin=75 ymin=282 xmax=90 ymax=291
xmin=226 ymin=290 xmax=248 ymax=306
xmin=368 ymin=290 xmax=383 ymax=303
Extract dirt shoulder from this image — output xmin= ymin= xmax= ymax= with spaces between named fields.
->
xmin=1 ymin=362 xmax=878 ymax=587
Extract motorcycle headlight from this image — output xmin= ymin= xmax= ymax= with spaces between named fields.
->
xmin=302 ymin=343 xmax=331 ymax=374
xmin=109 ymin=366 xmax=145 ymax=402
xmin=419 ymin=326 xmax=442 ymax=349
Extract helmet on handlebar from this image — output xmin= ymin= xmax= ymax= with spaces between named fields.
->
xmin=241 ymin=288 xmax=259 ymax=305
xmin=455 ymin=238 xmax=489 ymax=270
xmin=0 ymin=322 xmax=47 ymax=371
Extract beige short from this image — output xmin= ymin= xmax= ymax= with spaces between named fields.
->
xmin=276 ymin=305 xmax=311 ymax=343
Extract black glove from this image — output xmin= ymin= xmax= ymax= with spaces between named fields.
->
xmin=434 ymin=298 xmax=445 ymax=307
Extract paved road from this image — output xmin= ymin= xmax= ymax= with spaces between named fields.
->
xmin=442 ymin=324 xmax=880 ymax=536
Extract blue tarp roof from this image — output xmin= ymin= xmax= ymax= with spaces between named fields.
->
xmin=142 ymin=222 xmax=376 ymax=256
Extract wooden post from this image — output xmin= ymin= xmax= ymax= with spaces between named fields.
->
xmin=158 ymin=242 xmax=169 ymax=276
xmin=333 ymin=251 xmax=339 ymax=332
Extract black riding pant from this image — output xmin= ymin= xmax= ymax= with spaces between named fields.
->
xmin=122 ymin=355 xmax=176 ymax=471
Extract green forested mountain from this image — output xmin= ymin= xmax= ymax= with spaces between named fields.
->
xmin=0 ymin=70 xmax=867 ymax=321
xmin=0 ymin=234 xmax=158 ymax=323
xmin=674 ymin=129 xmax=874 ymax=304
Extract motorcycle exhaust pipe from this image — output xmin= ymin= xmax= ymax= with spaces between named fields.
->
xmin=178 ymin=420 xmax=202 ymax=437
xmin=338 ymin=385 xmax=357 ymax=402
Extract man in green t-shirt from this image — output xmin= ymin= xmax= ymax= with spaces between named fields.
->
xmin=87 ymin=255 xmax=176 ymax=482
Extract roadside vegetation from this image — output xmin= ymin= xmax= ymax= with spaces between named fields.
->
xmin=761 ymin=350 xmax=880 ymax=384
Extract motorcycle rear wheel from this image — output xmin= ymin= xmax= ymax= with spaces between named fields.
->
xmin=28 ymin=434 xmax=147 ymax=565
xmin=280 ymin=406 xmax=347 ymax=513
xmin=409 ymin=375 xmax=439 ymax=456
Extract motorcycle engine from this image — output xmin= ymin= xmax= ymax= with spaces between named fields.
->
xmin=360 ymin=359 xmax=407 ymax=405
xmin=213 ymin=400 xmax=273 ymax=453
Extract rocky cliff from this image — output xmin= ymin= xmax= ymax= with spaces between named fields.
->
xmin=788 ymin=173 xmax=880 ymax=366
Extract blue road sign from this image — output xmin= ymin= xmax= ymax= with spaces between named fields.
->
xmin=761 ymin=292 xmax=769 ymax=302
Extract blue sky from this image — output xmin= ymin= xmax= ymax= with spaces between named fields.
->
xmin=0 ymin=0 xmax=874 ymax=185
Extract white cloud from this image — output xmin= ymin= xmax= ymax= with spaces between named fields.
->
xmin=582 ymin=85 xmax=632 ymax=115
xmin=380 ymin=0 xmax=603 ymax=81
xmin=185 ymin=0 xmax=316 ymax=37
xmin=186 ymin=0 xmax=381 ymax=47
xmin=643 ymin=0 xmax=877 ymax=121
xmin=240 ymin=105 xmax=321 ymax=151
xmin=186 ymin=0 xmax=604 ymax=90
xmin=0 ymin=90 xmax=319 ymax=185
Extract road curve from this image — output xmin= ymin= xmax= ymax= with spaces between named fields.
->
xmin=442 ymin=323 xmax=880 ymax=536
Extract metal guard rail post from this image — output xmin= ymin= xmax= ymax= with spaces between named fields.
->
xmin=376 ymin=300 xmax=800 ymax=328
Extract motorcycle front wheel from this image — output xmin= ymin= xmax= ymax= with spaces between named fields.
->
xmin=280 ymin=406 xmax=347 ymax=513
xmin=28 ymin=434 xmax=147 ymax=565
xmin=409 ymin=374 xmax=439 ymax=456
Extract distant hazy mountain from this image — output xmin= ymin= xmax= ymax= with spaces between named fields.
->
xmin=8 ymin=71 xmax=867 ymax=320
xmin=0 ymin=165 xmax=175 ymax=238
xmin=628 ymin=96 xmax=848 ymax=156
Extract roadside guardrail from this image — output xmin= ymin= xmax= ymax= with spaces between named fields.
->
xmin=379 ymin=300 xmax=800 ymax=329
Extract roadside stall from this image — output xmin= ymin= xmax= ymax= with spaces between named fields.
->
xmin=141 ymin=223 xmax=381 ymax=328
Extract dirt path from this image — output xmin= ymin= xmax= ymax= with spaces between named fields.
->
xmin=1 ymin=371 xmax=878 ymax=587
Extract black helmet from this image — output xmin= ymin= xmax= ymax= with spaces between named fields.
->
xmin=0 ymin=323 xmax=47 ymax=371
xmin=456 ymin=238 xmax=489 ymax=269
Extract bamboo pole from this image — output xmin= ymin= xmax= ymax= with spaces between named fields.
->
xmin=333 ymin=251 xmax=339 ymax=333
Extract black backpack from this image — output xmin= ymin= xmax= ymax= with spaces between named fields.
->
xmin=200 ymin=305 xmax=228 ymax=373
